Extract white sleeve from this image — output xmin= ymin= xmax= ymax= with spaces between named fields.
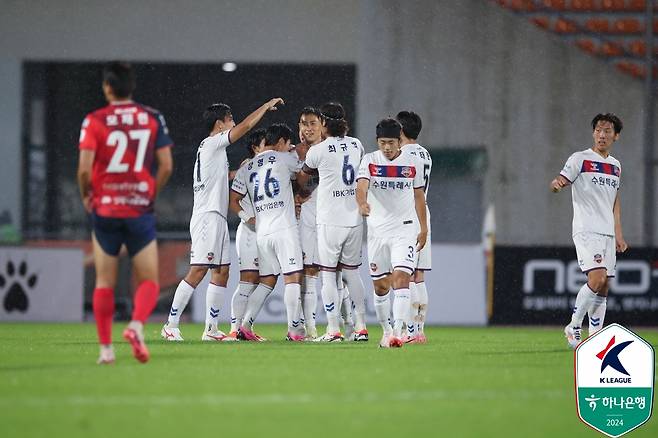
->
xmin=208 ymin=130 xmax=232 ymax=152
xmin=412 ymin=157 xmax=425 ymax=189
xmin=560 ymin=153 xmax=581 ymax=183
xmin=287 ymin=152 xmax=303 ymax=178
xmin=231 ymin=167 xmax=247 ymax=195
xmin=304 ymin=145 xmax=320 ymax=170
xmin=357 ymin=154 xmax=371 ymax=181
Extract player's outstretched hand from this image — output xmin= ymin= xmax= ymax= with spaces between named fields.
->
xmin=267 ymin=98 xmax=284 ymax=111
xmin=616 ymin=236 xmax=628 ymax=253
xmin=359 ymin=202 xmax=370 ymax=217
xmin=416 ymin=230 xmax=428 ymax=251
xmin=550 ymin=178 xmax=566 ymax=193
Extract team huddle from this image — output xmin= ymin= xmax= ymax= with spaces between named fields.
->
xmin=78 ymin=62 xmax=626 ymax=364
xmin=160 ymin=100 xmax=432 ymax=349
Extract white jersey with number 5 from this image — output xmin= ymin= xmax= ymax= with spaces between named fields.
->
xmin=192 ymin=130 xmax=231 ymax=217
xmin=233 ymin=149 xmax=301 ymax=236
xmin=401 ymin=143 xmax=432 ymax=232
xmin=305 ymin=135 xmax=364 ymax=227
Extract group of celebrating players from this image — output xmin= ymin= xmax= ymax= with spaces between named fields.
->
xmin=79 ymin=62 xmax=627 ymax=365
xmin=79 ymin=62 xmax=433 ymax=364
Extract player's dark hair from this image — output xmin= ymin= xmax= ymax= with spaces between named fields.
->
xmin=376 ymin=118 xmax=402 ymax=139
xmin=203 ymin=103 xmax=232 ymax=133
xmin=320 ymin=102 xmax=348 ymax=137
xmin=265 ymin=123 xmax=293 ymax=147
xmin=396 ymin=110 xmax=422 ymax=140
xmin=299 ymin=106 xmax=323 ymax=121
xmin=245 ymin=128 xmax=266 ymax=158
xmin=591 ymin=113 xmax=623 ymax=134
xmin=102 ymin=62 xmax=136 ymax=98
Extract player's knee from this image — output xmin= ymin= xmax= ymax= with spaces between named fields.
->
xmin=211 ymin=266 xmax=230 ymax=286
xmin=587 ymin=271 xmax=607 ymax=293
xmin=186 ymin=266 xmax=209 ymax=287
xmin=240 ymin=270 xmax=259 ymax=284
xmin=373 ymin=280 xmax=389 ymax=295
xmin=414 ymin=270 xmax=425 ymax=283
xmin=391 ymin=270 xmax=411 ymax=289
xmin=284 ymin=272 xmax=302 ymax=284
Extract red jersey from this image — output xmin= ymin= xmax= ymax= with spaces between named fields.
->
xmin=78 ymin=101 xmax=173 ymax=218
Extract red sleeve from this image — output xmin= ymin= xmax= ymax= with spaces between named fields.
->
xmin=78 ymin=116 xmax=100 ymax=151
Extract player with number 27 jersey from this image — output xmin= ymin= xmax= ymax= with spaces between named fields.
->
xmin=79 ymin=102 xmax=173 ymax=218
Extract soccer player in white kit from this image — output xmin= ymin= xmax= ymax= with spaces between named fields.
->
xmin=226 ymin=129 xmax=266 ymax=340
xmin=231 ymin=124 xmax=308 ymax=341
xmin=293 ymin=107 xmax=324 ymax=339
xmin=550 ymin=113 xmax=628 ymax=349
xmin=356 ymin=118 xmax=428 ymax=348
xmin=303 ymin=102 xmax=369 ymax=342
xmin=161 ymin=98 xmax=283 ymax=342
xmin=397 ymin=111 xmax=432 ymax=344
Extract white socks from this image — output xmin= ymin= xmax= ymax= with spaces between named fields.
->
xmin=205 ymin=283 xmax=226 ymax=332
xmin=407 ymin=282 xmax=419 ymax=337
xmin=570 ymin=283 xmax=598 ymax=328
xmin=374 ymin=291 xmax=392 ymax=335
xmin=416 ymin=281 xmax=428 ymax=333
xmin=230 ymin=282 xmax=257 ymax=333
xmin=284 ymin=282 xmax=302 ymax=332
xmin=588 ymin=294 xmax=607 ymax=335
xmin=302 ymin=275 xmax=318 ymax=336
xmin=320 ymin=270 xmax=341 ymax=334
xmin=392 ymin=288 xmax=411 ymax=338
xmin=242 ymin=283 xmax=274 ymax=329
xmin=341 ymin=269 xmax=367 ymax=331
xmin=167 ymin=280 xmax=195 ymax=328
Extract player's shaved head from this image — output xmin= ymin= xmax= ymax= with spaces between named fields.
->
xmin=102 ymin=62 xmax=135 ymax=98
xmin=396 ymin=111 xmax=422 ymax=140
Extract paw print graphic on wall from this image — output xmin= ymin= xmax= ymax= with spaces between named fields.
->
xmin=1 ymin=260 xmax=37 ymax=312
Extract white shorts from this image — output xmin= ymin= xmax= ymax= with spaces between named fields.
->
xmin=367 ymin=234 xmax=417 ymax=279
xmin=416 ymin=231 xmax=432 ymax=271
xmin=573 ymin=232 xmax=616 ymax=277
xmin=316 ymin=223 xmax=363 ymax=270
xmin=189 ymin=211 xmax=230 ymax=266
xmin=257 ymin=226 xmax=304 ymax=276
xmin=236 ymin=221 xmax=259 ymax=272
xmin=299 ymin=223 xmax=318 ymax=267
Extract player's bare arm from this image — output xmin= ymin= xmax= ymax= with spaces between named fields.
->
xmin=77 ymin=149 xmax=95 ymax=213
xmin=229 ymin=98 xmax=284 ymax=143
xmin=229 ymin=189 xmax=255 ymax=226
xmin=550 ymin=174 xmax=571 ymax=193
xmin=356 ymin=178 xmax=370 ymax=216
xmin=613 ymin=192 xmax=628 ymax=253
xmin=154 ymin=146 xmax=173 ymax=195
xmin=414 ymin=187 xmax=428 ymax=250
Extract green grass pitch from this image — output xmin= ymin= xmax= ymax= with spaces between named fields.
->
xmin=0 ymin=323 xmax=656 ymax=438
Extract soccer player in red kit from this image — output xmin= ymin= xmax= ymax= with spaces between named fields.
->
xmin=77 ymin=62 xmax=174 ymax=364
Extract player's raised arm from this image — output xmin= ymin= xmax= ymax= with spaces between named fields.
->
xmin=229 ymin=98 xmax=284 ymax=144
xmin=613 ymin=192 xmax=628 ymax=253
xmin=154 ymin=147 xmax=173 ymax=195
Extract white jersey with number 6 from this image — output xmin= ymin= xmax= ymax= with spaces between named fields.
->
xmin=304 ymin=135 xmax=364 ymax=227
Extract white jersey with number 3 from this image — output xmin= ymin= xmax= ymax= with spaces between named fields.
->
xmin=192 ymin=130 xmax=231 ymax=217
xmin=559 ymin=148 xmax=621 ymax=237
xmin=305 ymin=135 xmax=364 ymax=227
xmin=233 ymin=149 xmax=301 ymax=236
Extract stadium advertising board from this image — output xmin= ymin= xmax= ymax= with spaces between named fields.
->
xmin=0 ymin=247 xmax=84 ymax=321
xmin=492 ymin=246 xmax=658 ymax=325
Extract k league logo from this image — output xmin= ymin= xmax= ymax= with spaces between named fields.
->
xmin=575 ymin=323 xmax=654 ymax=437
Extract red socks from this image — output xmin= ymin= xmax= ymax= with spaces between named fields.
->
xmin=93 ymin=288 xmax=114 ymax=345
xmin=132 ymin=280 xmax=160 ymax=323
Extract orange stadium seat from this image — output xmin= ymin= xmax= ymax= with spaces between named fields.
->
xmin=509 ymin=0 xmax=537 ymax=10
xmin=555 ymin=18 xmax=578 ymax=32
xmin=544 ymin=0 xmax=567 ymax=10
xmin=601 ymin=0 xmax=627 ymax=11
xmin=576 ymin=38 xmax=598 ymax=54
xmin=629 ymin=40 xmax=646 ymax=56
xmin=601 ymin=41 xmax=624 ymax=56
xmin=586 ymin=18 xmax=611 ymax=32
xmin=627 ymin=0 xmax=647 ymax=11
xmin=532 ymin=16 xmax=551 ymax=29
xmin=613 ymin=18 xmax=643 ymax=33
xmin=569 ymin=0 xmax=598 ymax=11
xmin=616 ymin=61 xmax=644 ymax=78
